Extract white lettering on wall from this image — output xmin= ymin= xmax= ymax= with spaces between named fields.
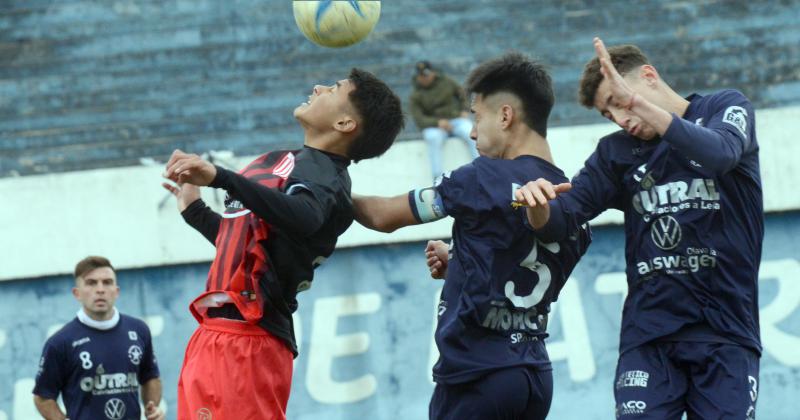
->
xmin=306 ymin=293 xmax=381 ymax=404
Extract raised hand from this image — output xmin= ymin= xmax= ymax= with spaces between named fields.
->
xmin=425 ymin=240 xmax=449 ymax=279
xmin=594 ymin=37 xmax=636 ymax=110
xmin=162 ymin=181 xmax=201 ymax=212
xmin=514 ymin=178 xmax=572 ymax=229
xmin=163 ymin=149 xmax=217 ymax=186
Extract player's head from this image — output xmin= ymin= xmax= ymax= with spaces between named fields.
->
xmin=414 ymin=60 xmax=437 ymax=88
xmin=294 ymin=68 xmax=404 ymax=162
xmin=72 ymin=256 xmax=119 ymax=320
xmin=465 ymin=52 xmax=554 ymax=158
xmin=579 ymin=44 xmax=663 ymax=140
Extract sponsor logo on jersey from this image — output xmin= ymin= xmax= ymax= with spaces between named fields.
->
xmin=722 ymin=106 xmax=748 ymax=138
xmin=128 ymin=345 xmax=143 ymax=365
xmin=128 ymin=331 xmax=138 ymax=340
xmin=617 ymin=400 xmax=647 ymax=416
xmin=72 ymin=337 xmax=91 ymax=348
xmin=80 ymin=364 xmax=140 ymax=395
xmin=636 ymin=246 xmax=718 ymax=276
xmin=632 ymin=177 xmax=720 ymax=221
xmin=650 ymin=216 xmax=682 ymax=251
xmin=197 ymin=408 xmax=213 ymax=420
xmin=104 ymin=398 xmax=126 ymax=420
xmin=481 ymin=303 xmax=547 ymax=334
xmin=616 ymin=370 xmax=649 ymax=389
xmin=222 ymin=197 xmax=252 ymax=218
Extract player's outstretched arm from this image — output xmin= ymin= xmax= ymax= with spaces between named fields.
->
xmin=162 ymin=181 xmax=221 ymax=245
xmin=425 ymin=240 xmax=449 ymax=279
xmin=33 ymin=395 xmax=67 ymax=420
xmin=352 ymin=193 xmax=420 ymax=233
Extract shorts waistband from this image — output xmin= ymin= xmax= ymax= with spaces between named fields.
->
xmin=200 ymin=316 xmax=268 ymax=336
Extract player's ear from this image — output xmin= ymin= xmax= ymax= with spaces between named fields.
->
xmin=334 ymin=116 xmax=357 ymax=134
xmin=499 ymin=104 xmax=514 ymax=129
xmin=640 ymin=65 xmax=660 ymax=87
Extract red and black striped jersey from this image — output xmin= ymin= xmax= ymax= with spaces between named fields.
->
xmin=182 ymin=147 xmax=354 ymax=355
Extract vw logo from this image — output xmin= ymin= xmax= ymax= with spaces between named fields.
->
xmin=650 ymin=215 xmax=682 ymax=250
xmin=198 ymin=408 xmax=213 ymax=420
xmin=128 ymin=345 xmax=143 ymax=365
xmin=104 ymin=398 xmax=126 ymax=420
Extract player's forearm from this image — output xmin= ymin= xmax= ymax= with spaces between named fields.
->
xmin=33 ymin=396 xmax=67 ymax=420
xmin=529 ymin=200 xmax=569 ymax=243
xmin=629 ymin=93 xmax=675 ymax=135
xmin=661 ymin=116 xmax=745 ymax=174
xmin=352 ymin=194 xmax=416 ymax=233
xmin=210 ymin=167 xmax=325 ymax=235
xmin=181 ymin=199 xmax=221 ymax=245
xmin=141 ymin=378 xmax=162 ymax=406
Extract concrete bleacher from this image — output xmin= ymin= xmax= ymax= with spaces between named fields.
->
xmin=1 ymin=0 xmax=799 ymax=176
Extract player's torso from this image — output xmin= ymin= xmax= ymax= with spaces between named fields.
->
xmin=60 ymin=319 xmax=148 ymax=420
xmin=434 ymin=157 xmax=589 ymax=382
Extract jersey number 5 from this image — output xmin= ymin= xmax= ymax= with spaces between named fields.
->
xmin=505 ymin=239 xmax=560 ymax=309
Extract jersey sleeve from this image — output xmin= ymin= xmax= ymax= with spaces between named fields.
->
xmin=662 ymin=90 xmax=755 ymax=175
xmin=211 ymin=166 xmax=329 ymax=236
xmin=32 ymin=339 xmax=66 ymax=400
xmin=435 ymin=162 xmax=489 ymax=219
xmin=537 ymin=142 xmax=622 ymax=242
xmin=137 ymin=324 xmax=160 ymax=384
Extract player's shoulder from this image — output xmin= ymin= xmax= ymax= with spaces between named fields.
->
xmin=699 ymin=89 xmax=751 ymax=109
xmin=118 ymin=314 xmax=151 ymax=334
xmin=43 ymin=318 xmax=82 ymax=349
xmin=596 ymin=129 xmax=638 ymax=153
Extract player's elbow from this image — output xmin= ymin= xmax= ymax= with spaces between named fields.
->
xmin=357 ymin=214 xmax=398 ymax=233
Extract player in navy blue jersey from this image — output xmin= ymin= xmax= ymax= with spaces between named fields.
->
xmin=33 ymin=256 xmax=163 ymax=420
xmin=353 ymin=53 xmax=590 ymax=420
xmin=516 ymin=38 xmax=763 ymax=419
xmin=162 ymin=69 xmax=404 ymax=420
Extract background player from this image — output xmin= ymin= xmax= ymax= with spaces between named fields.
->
xmin=353 ymin=53 xmax=590 ymax=420
xmin=162 ymin=68 xmax=404 ymax=420
xmin=516 ymin=38 xmax=763 ymax=419
xmin=33 ymin=256 xmax=163 ymax=420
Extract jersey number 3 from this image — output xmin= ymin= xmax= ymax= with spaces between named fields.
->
xmin=505 ymin=239 xmax=560 ymax=309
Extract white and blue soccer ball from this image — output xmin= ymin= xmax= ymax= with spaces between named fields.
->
xmin=293 ymin=1 xmax=381 ymax=48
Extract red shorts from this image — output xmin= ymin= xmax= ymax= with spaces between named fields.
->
xmin=177 ymin=317 xmax=293 ymax=420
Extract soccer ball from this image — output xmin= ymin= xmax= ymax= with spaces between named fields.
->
xmin=293 ymin=1 xmax=381 ymax=48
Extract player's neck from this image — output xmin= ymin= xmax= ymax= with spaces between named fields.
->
xmin=77 ymin=307 xmax=120 ymax=330
xmin=657 ymin=86 xmax=691 ymax=117
xmin=303 ymin=130 xmax=351 ymax=159
xmin=505 ymin=132 xmax=554 ymax=164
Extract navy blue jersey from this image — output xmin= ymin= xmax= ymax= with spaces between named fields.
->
xmin=33 ymin=314 xmax=159 ymax=420
xmin=539 ymin=89 xmax=763 ymax=355
xmin=431 ymin=156 xmax=590 ymax=384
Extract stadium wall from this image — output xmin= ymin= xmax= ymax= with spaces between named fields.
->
xmin=1 ymin=106 xmax=799 ymax=281
xmin=1 ymin=216 xmax=799 ymax=420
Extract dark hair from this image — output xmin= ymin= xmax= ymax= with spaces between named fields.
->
xmin=465 ymin=52 xmax=554 ymax=137
xmin=579 ymin=44 xmax=650 ymax=108
xmin=346 ymin=68 xmax=405 ymax=163
xmin=74 ymin=256 xmax=115 ymax=280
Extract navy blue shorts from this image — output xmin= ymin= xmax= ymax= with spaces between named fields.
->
xmin=614 ymin=341 xmax=759 ymax=419
xmin=429 ymin=367 xmax=552 ymax=420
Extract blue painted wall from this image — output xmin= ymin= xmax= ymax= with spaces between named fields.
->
xmin=2 ymin=0 xmax=800 ymax=176
xmin=1 ymin=212 xmax=799 ymax=419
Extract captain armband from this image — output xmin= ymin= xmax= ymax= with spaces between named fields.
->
xmin=408 ymin=187 xmax=447 ymax=223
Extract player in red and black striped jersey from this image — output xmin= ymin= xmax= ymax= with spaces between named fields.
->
xmin=162 ymin=68 xmax=403 ymax=420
